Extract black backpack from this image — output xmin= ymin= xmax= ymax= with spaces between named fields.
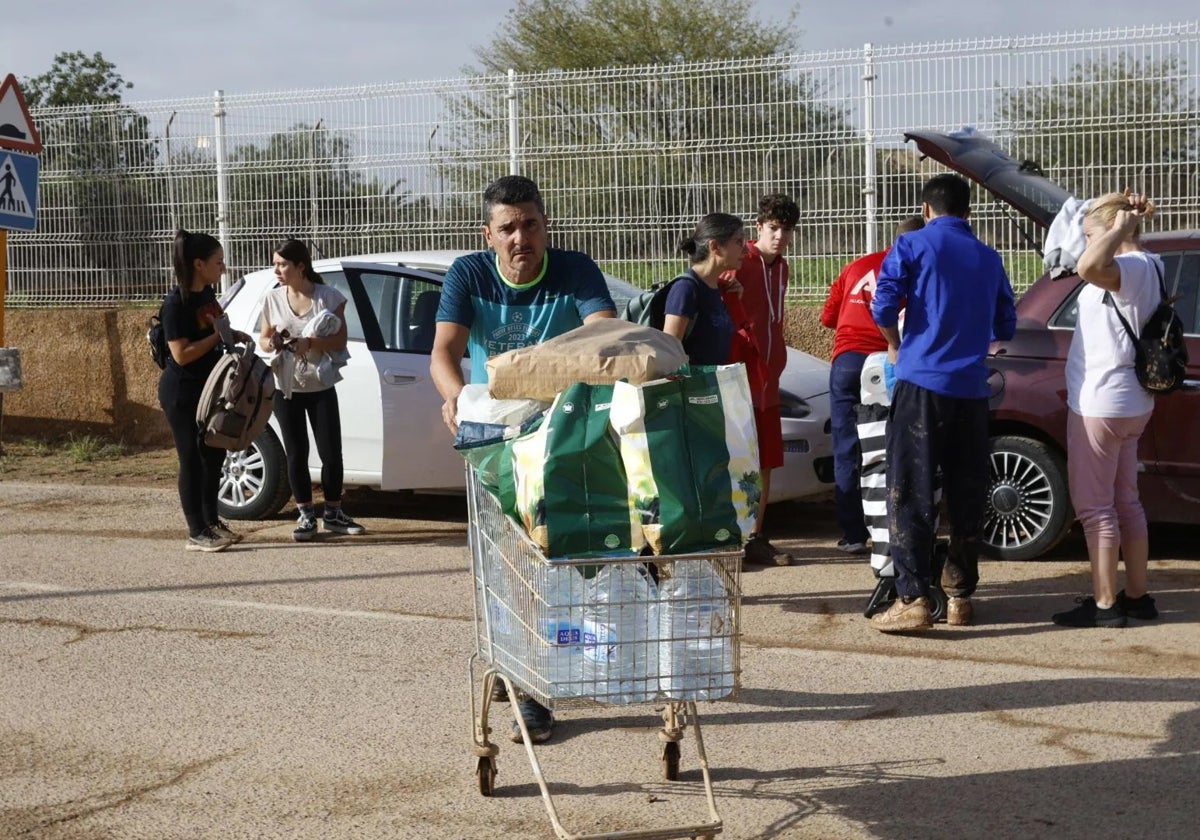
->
xmin=1105 ymin=260 xmax=1188 ymax=395
xmin=147 ymin=303 xmax=169 ymax=370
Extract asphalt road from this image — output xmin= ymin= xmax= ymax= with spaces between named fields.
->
xmin=2 ymin=482 xmax=1198 ymax=839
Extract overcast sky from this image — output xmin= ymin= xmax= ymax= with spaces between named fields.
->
xmin=4 ymin=1 xmax=1197 ymax=102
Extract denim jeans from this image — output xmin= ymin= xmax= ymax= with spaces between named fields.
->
xmin=829 ymin=351 xmax=871 ymax=544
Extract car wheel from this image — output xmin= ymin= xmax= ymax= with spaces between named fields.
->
xmin=218 ymin=429 xmax=291 ymax=521
xmin=981 ymin=435 xmax=1073 ymax=561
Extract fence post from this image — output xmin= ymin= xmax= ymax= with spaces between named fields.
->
xmin=310 ymin=118 xmax=323 ymax=248
xmin=507 ymin=69 xmax=519 ymax=176
xmin=214 ymin=89 xmax=231 ymax=294
xmin=862 ymin=43 xmax=878 ymax=254
xmin=164 ymin=111 xmax=179 ymax=231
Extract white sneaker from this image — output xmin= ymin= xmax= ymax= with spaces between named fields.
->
xmin=837 ymin=539 xmax=869 ymax=555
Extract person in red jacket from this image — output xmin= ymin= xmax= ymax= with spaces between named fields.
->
xmin=821 ymin=216 xmax=924 ymax=554
xmin=721 ymin=193 xmax=800 ymax=566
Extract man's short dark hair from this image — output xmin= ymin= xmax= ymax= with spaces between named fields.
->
xmin=757 ymin=193 xmax=800 ymax=228
xmin=921 ymin=174 xmax=971 ymax=218
xmin=483 ymin=175 xmax=546 ymax=222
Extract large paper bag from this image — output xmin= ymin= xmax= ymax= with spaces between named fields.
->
xmin=486 ymin=319 xmax=687 ymax=401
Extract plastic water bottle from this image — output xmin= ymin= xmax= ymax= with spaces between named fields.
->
xmin=538 ymin=565 xmax=586 ymax=698
xmin=658 ymin=559 xmax=734 ymax=700
xmin=582 ymin=564 xmax=659 ymax=704
xmin=483 ymin=557 xmax=519 ymax=677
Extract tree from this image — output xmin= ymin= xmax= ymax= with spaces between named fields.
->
xmin=22 ymin=51 xmax=133 ymax=108
xmin=997 ymin=54 xmax=1199 ymax=222
xmin=472 ymin=0 xmax=798 ymax=72
xmin=452 ymin=0 xmax=852 ymax=272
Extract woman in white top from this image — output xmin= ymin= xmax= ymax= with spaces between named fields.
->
xmin=259 ymin=239 xmax=365 ymax=541
xmin=1053 ymin=192 xmax=1162 ymax=628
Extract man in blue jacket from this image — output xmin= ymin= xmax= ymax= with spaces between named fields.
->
xmin=870 ymin=174 xmax=1016 ymax=632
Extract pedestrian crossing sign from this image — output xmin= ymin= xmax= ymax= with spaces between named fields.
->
xmin=0 ymin=149 xmax=38 ymax=231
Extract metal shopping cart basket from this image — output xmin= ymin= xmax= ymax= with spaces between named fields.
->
xmin=466 ymin=465 xmax=742 ymax=840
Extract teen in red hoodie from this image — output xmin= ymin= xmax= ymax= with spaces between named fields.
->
xmin=721 ymin=194 xmax=800 ymax=566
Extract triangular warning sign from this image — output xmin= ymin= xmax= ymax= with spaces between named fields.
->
xmin=0 ymin=74 xmax=42 ymax=154
xmin=0 ymin=154 xmax=35 ymax=217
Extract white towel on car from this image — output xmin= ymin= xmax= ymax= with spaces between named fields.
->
xmin=1043 ymin=196 xmax=1093 ymax=280
xmin=272 ymin=310 xmax=349 ymax=399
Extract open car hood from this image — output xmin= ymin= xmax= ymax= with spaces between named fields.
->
xmin=905 ymin=130 xmax=1072 ymax=230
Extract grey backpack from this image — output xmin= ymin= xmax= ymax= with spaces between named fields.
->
xmin=619 ymin=274 xmax=697 ymax=338
xmin=196 ymin=342 xmax=276 ymax=450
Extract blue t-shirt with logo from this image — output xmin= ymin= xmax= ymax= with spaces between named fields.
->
xmin=437 ymin=247 xmax=617 ymax=383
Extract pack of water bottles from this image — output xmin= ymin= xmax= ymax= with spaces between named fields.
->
xmin=469 ymin=465 xmax=741 ymax=706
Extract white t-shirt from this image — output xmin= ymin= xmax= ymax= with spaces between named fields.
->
xmin=261 ymin=283 xmax=347 ymax=394
xmin=1065 ymin=250 xmax=1163 ymax=418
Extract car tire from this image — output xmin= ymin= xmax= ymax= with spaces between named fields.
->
xmin=981 ymin=435 xmax=1074 ymax=561
xmin=218 ymin=429 xmax=292 ymax=521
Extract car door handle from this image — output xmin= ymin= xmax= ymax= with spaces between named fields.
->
xmin=382 ymin=371 xmax=419 ymax=385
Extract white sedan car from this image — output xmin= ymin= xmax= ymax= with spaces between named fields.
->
xmin=216 ymin=251 xmax=834 ymax=519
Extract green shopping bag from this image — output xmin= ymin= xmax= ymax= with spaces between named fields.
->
xmin=610 ymin=364 xmax=761 ymax=554
xmin=499 ymin=382 xmax=643 ymax=559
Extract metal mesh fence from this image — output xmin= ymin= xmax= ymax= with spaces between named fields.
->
xmin=7 ymin=21 xmax=1199 ymax=307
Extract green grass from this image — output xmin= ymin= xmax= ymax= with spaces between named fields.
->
xmin=64 ymin=434 xmax=127 ymax=463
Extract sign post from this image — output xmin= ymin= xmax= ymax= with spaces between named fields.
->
xmin=0 ymin=72 xmax=42 ymax=450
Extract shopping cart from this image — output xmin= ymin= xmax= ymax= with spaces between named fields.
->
xmin=465 ymin=465 xmax=742 ymax=840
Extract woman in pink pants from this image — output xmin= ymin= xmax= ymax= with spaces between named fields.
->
xmin=1053 ymin=191 xmax=1163 ymax=628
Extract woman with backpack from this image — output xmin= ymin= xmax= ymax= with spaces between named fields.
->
xmin=1052 ymin=191 xmax=1163 ymax=628
xmin=662 ymin=213 xmax=743 ymax=364
xmin=159 ymin=229 xmax=251 ymax=553
xmin=259 ymin=238 xmax=365 ymax=542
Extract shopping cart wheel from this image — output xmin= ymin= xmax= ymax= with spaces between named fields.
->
xmin=660 ymin=740 xmax=680 ymax=781
xmin=928 ymin=585 xmax=948 ymax=623
xmin=476 ymin=755 xmax=497 ymax=796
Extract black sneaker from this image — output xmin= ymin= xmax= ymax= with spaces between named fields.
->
xmin=323 ymin=507 xmax=365 ymax=535
xmin=1052 ymin=596 xmax=1127 ymax=628
xmin=1117 ymin=590 xmax=1159 ymax=620
xmin=510 ymin=698 xmax=554 ymax=744
xmin=743 ymin=534 xmax=793 ymax=566
xmin=185 ymin=528 xmax=232 ymax=553
xmin=210 ymin=519 xmax=243 ymax=545
xmin=293 ymin=510 xmax=318 ymax=542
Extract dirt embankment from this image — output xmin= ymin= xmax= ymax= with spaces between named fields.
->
xmin=1 ymin=306 xmax=835 ymax=446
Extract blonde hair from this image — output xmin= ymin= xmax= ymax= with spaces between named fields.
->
xmin=1085 ymin=191 xmax=1156 ymax=238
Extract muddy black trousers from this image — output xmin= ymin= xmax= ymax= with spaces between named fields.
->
xmin=885 ymin=380 xmax=989 ymax=601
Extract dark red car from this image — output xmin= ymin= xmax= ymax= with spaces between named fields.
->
xmin=907 ymin=130 xmax=1200 ymax=560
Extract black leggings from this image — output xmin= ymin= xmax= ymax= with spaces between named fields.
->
xmin=161 ymin=382 xmax=226 ymax=538
xmin=274 ymin=387 xmax=344 ymax=506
